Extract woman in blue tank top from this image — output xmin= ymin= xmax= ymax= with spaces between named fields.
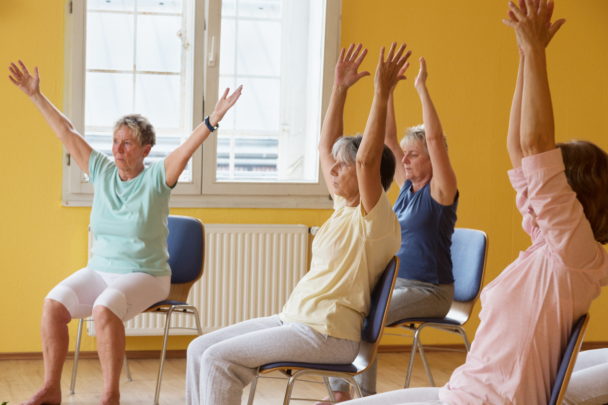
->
xmin=327 ymin=57 xmax=458 ymax=401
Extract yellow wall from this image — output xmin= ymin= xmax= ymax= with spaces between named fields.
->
xmin=1 ymin=0 xmax=607 ymax=354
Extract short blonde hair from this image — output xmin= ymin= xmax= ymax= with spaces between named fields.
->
xmin=400 ymin=124 xmax=448 ymax=154
xmin=558 ymin=140 xmax=608 ymax=244
xmin=113 ymin=114 xmax=156 ymax=147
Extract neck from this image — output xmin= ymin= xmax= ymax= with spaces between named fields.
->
xmin=344 ymin=191 xmax=361 ymax=208
xmin=410 ymin=174 xmax=432 ymax=193
xmin=118 ymin=163 xmax=145 ymax=181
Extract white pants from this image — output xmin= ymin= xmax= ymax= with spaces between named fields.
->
xmin=46 ymin=267 xmax=170 ymax=322
xmin=563 ymin=349 xmax=608 ymax=405
xmin=345 ymin=387 xmax=447 ymax=405
xmin=186 ymin=315 xmax=360 ymax=405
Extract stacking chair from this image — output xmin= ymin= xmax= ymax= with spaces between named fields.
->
xmin=389 ymin=228 xmax=488 ymax=388
xmin=246 ymin=257 xmax=399 ymax=405
xmin=549 ymin=313 xmax=590 ymax=405
xmin=70 ymin=215 xmax=206 ymax=405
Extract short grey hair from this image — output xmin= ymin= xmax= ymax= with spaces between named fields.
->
xmin=400 ymin=124 xmax=448 ymax=154
xmin=113 ymin=114 xmax=156 ymax=147
xmin=331 ymin=134 xmax=396 ymax=192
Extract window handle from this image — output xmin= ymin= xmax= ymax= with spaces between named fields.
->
xmin=208 ymin=36 xmax=216 ymax=67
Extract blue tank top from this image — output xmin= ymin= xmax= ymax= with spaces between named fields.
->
xmin=393 ymin=180 xmax=458 ymax=284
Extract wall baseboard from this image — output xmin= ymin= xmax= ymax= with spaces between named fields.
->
xmin=2 ymin=342 xmax=607 ymax=360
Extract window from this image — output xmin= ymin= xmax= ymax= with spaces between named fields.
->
xmin=63 ymin=0 xmax=339 ymax=208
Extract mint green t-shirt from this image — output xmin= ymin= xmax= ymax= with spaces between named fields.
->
xmin=87 ymin=149 xmax=174 ymax=277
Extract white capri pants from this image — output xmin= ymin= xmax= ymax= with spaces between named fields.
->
xmin=46 ymin=267 xmax=171 ymax=322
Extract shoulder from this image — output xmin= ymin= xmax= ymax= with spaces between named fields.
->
xmin=89 ymin=150 xmax=115 ymax=183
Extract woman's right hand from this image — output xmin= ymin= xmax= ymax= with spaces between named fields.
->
xmin=9 ymin=61 xmax=40 ymax=98
xmin=334 ymin=43 xmax=370 ymax=90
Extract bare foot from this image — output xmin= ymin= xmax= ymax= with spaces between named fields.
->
xmin=99 ymin=392 xmax=120 ymax=405
xmin=19 ymin=386 xmax=62 ymax=405
xmin=314 ymin=391 xmax=352 ymax=404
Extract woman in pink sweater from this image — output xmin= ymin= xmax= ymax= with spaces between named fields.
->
xmin=345 ymin=1 xmax=608 ymax=404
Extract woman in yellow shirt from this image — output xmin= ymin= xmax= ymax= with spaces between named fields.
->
xmin=185 ymin=43 xmax=407 ymax=405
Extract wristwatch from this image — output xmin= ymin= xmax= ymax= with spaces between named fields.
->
xmin=205 ymin=116 xmax=219 ymax=132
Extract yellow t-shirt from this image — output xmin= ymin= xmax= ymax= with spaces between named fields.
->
xmin=279 ymin=190 xmax=401 ymax=342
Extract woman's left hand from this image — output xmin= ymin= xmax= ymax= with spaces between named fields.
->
xmin=502 ymin=0 xmax=565 ymax=53
xmin=210 ymin=85 xmax=243 ymax=126
xmin=374 ymin=42 xmax=410 ymax=96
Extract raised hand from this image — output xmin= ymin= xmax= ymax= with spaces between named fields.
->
xmin=415 ymin=57 xmax=428 ymax=89
xmin=8 ymin=61 xmax=40 ymax=98
xmin=334 ymin=43 xmax=370 ymax=90
xmin=502 ymin=0 xmax=566 ymax=51
xmin=374 ymin=42 xmax=410 ymax=96
xmin=211 ymin=85 xmax=243 ymax=124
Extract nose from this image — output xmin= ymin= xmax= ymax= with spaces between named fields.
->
xmin=329 ymin=162 xmax=338 ymax=176
xmin=402 ymin=154 xmax=408 ymax=164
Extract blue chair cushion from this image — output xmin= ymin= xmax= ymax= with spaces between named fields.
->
xmin=167 ymin=216 xmax=204 ymax=284
xmin=451 ymin=229 xmax=486 ymax=302
xmin=361 ymin=257 xmax=398 ymax=343
xmin=388 ymin=317 xmax=461 ymax=327
xmin=260 ymin=362 xmax=358 ymax=374
xmin=147 ymin=300 xmax=189 ymax=310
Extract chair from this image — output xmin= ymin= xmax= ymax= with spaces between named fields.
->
xmin=70 ymin=215 xmax=206 ymax=405
xmin=246 ymin=256 xmax=399 ymax=405
xmin=549 ymin=313 xmax=590 ymax=405
xmin=388 ymin=228 xmax=488 ymax=388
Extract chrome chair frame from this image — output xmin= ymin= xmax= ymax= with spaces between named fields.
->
xmin=389 ymin=229 xmax=488 ymax=388
xmin=69 ymin=216 xmax=206 ymax=405
xmin=246 ymin=257 xmax=400 ymax=405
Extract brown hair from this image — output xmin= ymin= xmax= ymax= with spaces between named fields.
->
xmin=557 ymin=140 xmax=608 ymax=244
xmin=114 ymin=114 xmax=156 ymax=147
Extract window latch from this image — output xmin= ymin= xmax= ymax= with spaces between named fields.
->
xmin=66 ymin=153 xmax=71 ymax=166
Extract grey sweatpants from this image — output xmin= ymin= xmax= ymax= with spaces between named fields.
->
xmin=563 ymin=349 xmax=608 ymax=405
xmin=331 ymin=278 xmax=454 ymax=395
xmin=186 ymin=314 xmax=360 ymax=405
xmin=345 ymin=387 xmax=447 ymax=405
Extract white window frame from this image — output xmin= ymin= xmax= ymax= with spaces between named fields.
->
xmin=62 ymin=0 xmax=339 ymax=209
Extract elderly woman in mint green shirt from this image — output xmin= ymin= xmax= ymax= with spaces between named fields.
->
xmin=9 ymin=60 xmax=241 ymax=405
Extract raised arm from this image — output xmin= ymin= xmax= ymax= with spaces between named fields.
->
xmin=164 ymin=86 xmax=242 ymax=187
xmin=358 ymin=43 xmax=409 ymax=214
xmin=9 ymin=61 xmax=93 ymax=175
xmin=319 ymin=43 xmax=370 ymax=199
xmin=385 ymin=90 xmax=407 ymax=189
xmin=415 ymin=58 xmax=457 ymax=206
xmin=505 ymin=0 xmax=564 ymax=165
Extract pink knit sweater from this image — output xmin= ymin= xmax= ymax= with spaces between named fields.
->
xmin=439 ymin=148 xmax=608 ymax=405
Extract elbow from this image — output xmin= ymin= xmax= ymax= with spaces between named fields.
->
xmin=356 ymin=154 xmax=379 ymax=168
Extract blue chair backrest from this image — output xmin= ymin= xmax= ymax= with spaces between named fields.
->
xmin=549 ymin=314 xmax=589 ymax=405
xmin=452 ymin=229 xmax=487 ymax=302
xmin=361 ymin=257 xmax=398 ymax=344
xmin=167 ymin=216 xmax=204 ymax=284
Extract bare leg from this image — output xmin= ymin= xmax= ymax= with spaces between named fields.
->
xmin=20 ymin=299 xmax=71 ymax=405
xmin=94 ymin=305 xmax=125 ymax=405
xmin=315 ymin=391 xmax=352 ymax=405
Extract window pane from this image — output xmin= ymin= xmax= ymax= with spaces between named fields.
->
xmin=238 ymin=0 xmax=281 ymax=18
xmin=85 ymin=72 xmax=134 ymax=127
xmin=222 ymin=0 xmax=236 ymax=16
xmin=136 ymin=15 xmax=183 ymax=73
xmin=137 ymin=0 xmax=182 ymax=13
xmin=234 ymin=78 xmax=280 ymax=132
xmin=236 ymin=20 xmax=281 ymax=77
xmin=234 ymin=137 xmax=278 ymax=180
xmin=86 ymin=12 xmax=134 ymax=71
xmin=134 ymin=74 xmax=181 ymax=129
xmin=219 ymin=19 xmax=235 ymax=75
xmin=88 ymin=0 xmax=135 ymax=12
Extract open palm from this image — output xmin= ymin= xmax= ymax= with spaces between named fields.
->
xmin=335 ymin=43 xmax=370 ymax=89
xmin=9 ymin=61 xmax=40 ymax=97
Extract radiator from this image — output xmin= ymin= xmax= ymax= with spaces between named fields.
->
xmin=87 ymin=224 xmax=310 ymax=336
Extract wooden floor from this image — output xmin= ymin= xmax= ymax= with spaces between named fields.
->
xmin=1 ymin=350 xmax=467 ymax=404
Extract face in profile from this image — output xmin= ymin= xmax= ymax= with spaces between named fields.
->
xmin=402 ymin=140 xmax=432 ymax=182
xmin=329 ymin=158 xmax=358 ymax=199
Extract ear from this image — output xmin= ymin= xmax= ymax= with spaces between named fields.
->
xmin=143 ymin=144 xmax=152 ymax=158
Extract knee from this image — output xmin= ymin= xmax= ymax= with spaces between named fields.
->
xmin=93 ymin=304 xmax=121 ymax=326
xmin=43 ymin=298 xmax=71 ymax=324
xmin=188 ymin=336 xmax=220 ymax=366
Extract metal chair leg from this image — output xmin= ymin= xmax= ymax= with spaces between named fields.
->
xmin=282 ymin=374 xmax=298 ymax=405
xmin=191 ymin=307 xmax=203 ymax=336
xmin=69 ymin=318 xmax=84 ymax=395
xmin=404 ymin=328 xmax=421 ymax=388
xmin=247 ymin=370 xmax=260 ymax=405
xmin=457 ymin=327 xmax=471 ymax=351
xmin=124 ymin=352 xmax=132 ymax=381
xmin=342 ymin=375 xmax=363 ymax=399
xmin=417 ymin=339 xmax=435 ymax=387
xmin=153 ymin=307 xmax=174 ymax=405
xmin=323 ymin=377 xmax=336 ymax=403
